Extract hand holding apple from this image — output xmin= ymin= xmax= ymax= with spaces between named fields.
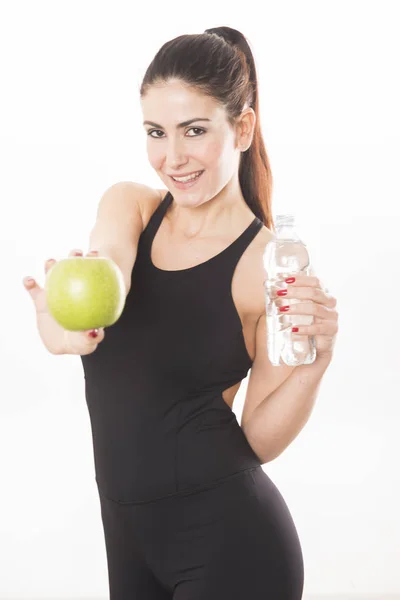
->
xmin=23 ymin=249 xmax=112 ymax=355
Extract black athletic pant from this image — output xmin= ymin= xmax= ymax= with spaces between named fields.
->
xmin=97 ymin=466 xmax=304 ymax=599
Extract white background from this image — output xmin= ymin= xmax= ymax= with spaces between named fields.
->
xmin=1 ymin=0 xmax=399 ymax=598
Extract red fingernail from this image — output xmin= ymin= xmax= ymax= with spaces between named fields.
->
xmin=89 ymin=329 xmax=99 ymax=338
xmin=279 ymin=305 xmax=290 ymax=312
xmin=285 ymin=277 xmax=296 ymax=284
xmin=277 ymin=289 xmax=287 ymax=296
xmin=292 ymin=327 xmax=299 ymax=333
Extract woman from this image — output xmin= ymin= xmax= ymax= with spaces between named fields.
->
xmin=25 ymin=26 xmax=338 ymax=600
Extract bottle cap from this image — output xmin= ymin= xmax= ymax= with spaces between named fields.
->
xmin=276 ymin=214 xmax=296 ymax=225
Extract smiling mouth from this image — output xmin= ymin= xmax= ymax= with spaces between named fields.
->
xmin=169 ymin=171 xmax=205 ymax=187
xmin=170 ymin=170 xmax=204 ymax=183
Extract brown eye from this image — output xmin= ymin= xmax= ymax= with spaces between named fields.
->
xmin=187 ymin=128 xmax=205 ymax=136
xmin=147 ymin=129 xmax=164 ymax=138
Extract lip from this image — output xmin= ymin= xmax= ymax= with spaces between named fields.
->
xmin=167 ymin=170 xmax=203 ymax=177
xmin=169 ymin=170 xmax=204 ymax=189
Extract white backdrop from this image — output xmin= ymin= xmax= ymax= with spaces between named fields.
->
xmin=1 ymin=0 xmax=399 ymax=598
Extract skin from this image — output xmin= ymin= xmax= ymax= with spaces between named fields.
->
xmin=140 ymin=78 xmax=274 ymax=408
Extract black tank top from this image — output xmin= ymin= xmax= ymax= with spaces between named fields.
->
xmin=81 ymin=191 xmax=264 ymax=504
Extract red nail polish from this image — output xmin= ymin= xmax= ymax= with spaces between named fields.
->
xmin=277 ymin=289 xmax=288 ymax=296
xmin=292 ymin=327 xmax=299 ymax=333
xmin=89 ymin=329 xmax=99 ymax=338
xmin=285 ymin=277 xmax=295 ymax=284
xmin=279 ymin=306 xmax=290 ymax=312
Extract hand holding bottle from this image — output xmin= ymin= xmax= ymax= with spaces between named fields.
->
xmin=263 ymin=215 xmax=338 ymax=366
xmin=266 ymin=267 xmax=338 ymax=363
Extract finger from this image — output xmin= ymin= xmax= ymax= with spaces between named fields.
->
xmin=308 ymin=264 xmax=316 ymax=277
xmin=44 ymin=258 xmax=57 ymax=275
xmin=291 ymin=320 xmax=338 ymax=336
xmin=22 ymin=275 xmax=42 ymax=305
xmin=45 ymin=250 xmax=84 ymax=278
xmin=23 ymin=276 xmax=36 ymax=289
xmin=84 ymin=327 xmax=105 ymax=342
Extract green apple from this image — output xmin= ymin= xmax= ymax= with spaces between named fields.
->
xmin=45 ymin=256 xmax=126 ymax=331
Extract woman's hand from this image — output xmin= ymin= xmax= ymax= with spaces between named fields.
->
xmin=23 ymin=249 xmax=105 ymax=355
xmin=266 ymin=268 xmax=339 ymax=362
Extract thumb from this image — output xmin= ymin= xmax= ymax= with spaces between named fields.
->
xmin=23 ymin=277 xmax=42 ymax=308
xmin=23 ymin=257 xmax=56 ymax=312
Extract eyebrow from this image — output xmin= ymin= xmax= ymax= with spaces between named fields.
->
xmin=143 ymin=118 xmax=211 ymax=129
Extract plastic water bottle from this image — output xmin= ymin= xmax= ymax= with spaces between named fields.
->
xmin=263 ymin=214 xmax=316 ymax=366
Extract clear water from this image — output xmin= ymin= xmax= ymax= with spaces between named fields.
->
xmin=264 ymin=240 xmax=317 ymax=367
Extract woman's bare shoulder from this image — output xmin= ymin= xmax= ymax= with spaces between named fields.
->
xmin=156 ymin=188 xmax=170 ymax=202
xmin=130 ymin=185 xmax=168 ymax=230
xmin=137 ymin=187 xmax=168 ymax=229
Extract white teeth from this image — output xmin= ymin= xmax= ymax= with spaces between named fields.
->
xmin=172 ymin=171 xmax=202 ymax=183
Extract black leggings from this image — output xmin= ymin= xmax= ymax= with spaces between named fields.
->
xmin=97 ymin=466 xmax=304 ymax=599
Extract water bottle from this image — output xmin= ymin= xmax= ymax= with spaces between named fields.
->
xmin=263 ymin=214 xmax=316 ymax=366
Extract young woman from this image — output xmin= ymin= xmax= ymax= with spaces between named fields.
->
xmin=24 ymin=25 xmax=338 ymax=600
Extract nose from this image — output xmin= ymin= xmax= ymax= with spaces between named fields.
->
xmin=165 ymin=137 xmax=189 ymax=170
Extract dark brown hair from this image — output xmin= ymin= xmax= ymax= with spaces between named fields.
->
xmin=140 ymin=26 xmax=274 ymax=231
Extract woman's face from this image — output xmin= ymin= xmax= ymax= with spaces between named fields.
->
xmin=141 ymin=79 xmax=242 ymax=206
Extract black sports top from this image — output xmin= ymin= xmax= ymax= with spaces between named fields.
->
xmin=80 ymin=191 xmax=264 ymax=504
